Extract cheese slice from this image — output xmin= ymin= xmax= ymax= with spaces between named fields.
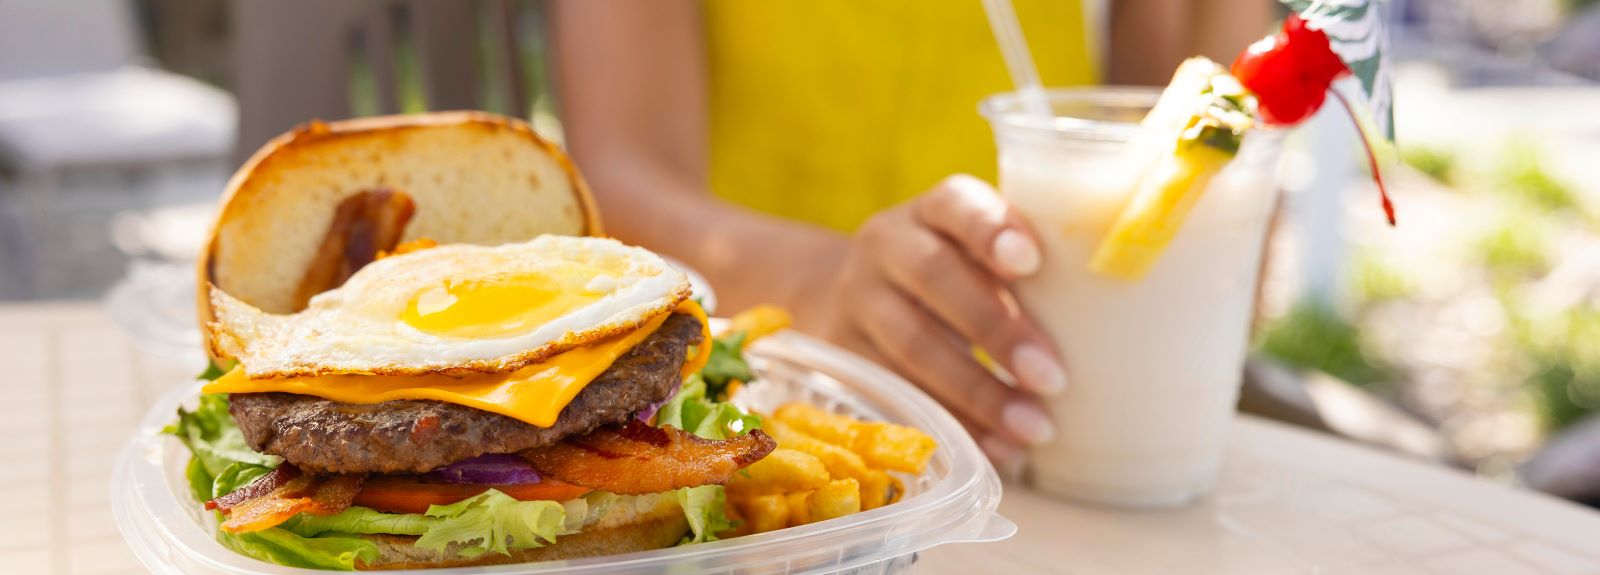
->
xmin=204 ymin=300 xmax=710 ymax=428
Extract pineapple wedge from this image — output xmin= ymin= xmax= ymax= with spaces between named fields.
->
xmin=1088 ymin=58 xmax=1257 ymax=280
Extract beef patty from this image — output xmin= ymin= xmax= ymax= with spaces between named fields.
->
xmin=230 ymin=313 xmax=703 ymax=474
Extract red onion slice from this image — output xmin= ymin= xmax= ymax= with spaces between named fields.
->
xmin=425 ymin=454 xmax=542 ymax=485
xmin=635 ymin=381 xmax=683 ymax=424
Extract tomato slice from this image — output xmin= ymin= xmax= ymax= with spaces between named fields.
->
xmin=352 ymin=475 xmax=591 ymax=514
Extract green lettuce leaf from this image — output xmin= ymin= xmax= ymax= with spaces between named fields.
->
xmin=164 ymin=394 xmax=281 ymax=482
xmin=699 ymin=331 xmax=754 ymax=398
xmin=197 ymin=360 xmax=234 ymax=382
xmin=212 ymin=462 xmax=274 ymax=500
xmin=282 ymin=506 xmax=434 ymax=539
xmin=656 ymin=377 xmax=756 ymax=542
xmin=283 ymin=491 xmax=624 ymax=558
xmin=677 ymin=484 xmax=734 ymax=543
xmin=183 ymin=456 xmax=214 ymax=505
xmin=656 ymin=376 xmax=761 ymax=441
xmin=415 ymin=490 xmax=568 ymax=558
xmin=218 ymin=528 xmax=378 ymax=571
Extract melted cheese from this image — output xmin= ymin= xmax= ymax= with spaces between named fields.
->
xmin=204 ymin=300 xmax=710 ymax=428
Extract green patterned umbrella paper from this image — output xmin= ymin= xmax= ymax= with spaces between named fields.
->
xmin=1285 ymin=0 xmax=1394 ymax=140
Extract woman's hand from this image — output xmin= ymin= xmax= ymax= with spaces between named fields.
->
xmin=810 ymin=174 xmax=1066 ymax=475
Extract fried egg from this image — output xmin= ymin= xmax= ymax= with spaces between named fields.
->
xmin=208 ymin=235 xmax=691 ymax=378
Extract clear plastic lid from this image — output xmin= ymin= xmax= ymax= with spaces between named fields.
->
xmin=113 ymin=328 xmax=1016 ymax=574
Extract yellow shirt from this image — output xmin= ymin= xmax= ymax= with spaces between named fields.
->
xmin=705 ymin=0 xmax=1098 ymax=232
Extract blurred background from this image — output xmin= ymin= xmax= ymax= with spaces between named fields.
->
xmin=0 ymin=0 xmax=1597 ymax=504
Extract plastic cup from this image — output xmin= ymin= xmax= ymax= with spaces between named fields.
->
xmin=980 ymin=88 xmax=1283 ymax=507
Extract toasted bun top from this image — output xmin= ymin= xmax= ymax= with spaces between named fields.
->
xmin=198 ymin=112 xmax=602 ymax=352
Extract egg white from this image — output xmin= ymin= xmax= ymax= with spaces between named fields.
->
xmin=208 ymin=235 xmax=691 ymax=378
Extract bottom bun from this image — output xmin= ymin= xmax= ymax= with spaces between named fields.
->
xmin=355 ymin=496 xmax=691 ymax=570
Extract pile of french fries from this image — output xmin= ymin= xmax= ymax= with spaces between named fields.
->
xmin=721 ymin=403 xmax=937 ymax=536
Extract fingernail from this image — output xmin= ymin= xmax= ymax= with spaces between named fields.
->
xmin=1012 ymin=343 xmax=1067 ymax=395
xmin=992 ymin=229 xmax=1041 ymax=276
xmin=1003 ymin=401 xmax=1057 ymax=445
xmin=981 ymin=435 xmax=1027 ymax=480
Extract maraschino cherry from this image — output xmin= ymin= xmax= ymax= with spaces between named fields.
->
xmin=1231 ymin=14 xmax=1395 ymax=225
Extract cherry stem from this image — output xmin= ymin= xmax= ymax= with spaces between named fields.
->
xmin=1330 ymin=88 xmax=1396 ymax=226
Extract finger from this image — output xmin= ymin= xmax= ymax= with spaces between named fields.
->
xmin=954 ymin=411 xmax=1028 ymax=481
xmin=914 ymin=174 xmax=1043 ymax=280
xmin=852 ymin=285 xmax=1055 ymax=446
xmin=871 ymin=218 xmax=1067 ymax=395
xmin=824 ymin=320 xmax=1034 ymax=468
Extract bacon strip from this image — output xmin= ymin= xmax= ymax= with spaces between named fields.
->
xmin=292 ymin=189 xmax=416 ymax=310
xmin=206 ymin=464 xmax=302 ymax=512
xmin=219 ymin=474 xmax=365 ymax=534
xmin=521 ymin=420 xmax=776 ymax=495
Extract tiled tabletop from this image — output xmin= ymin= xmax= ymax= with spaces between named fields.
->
xmin=1 ymin=302 xmax=199 ymax=574
xmin=5 ymin=301 xmax=1600 ymax=575
xmin=923 ymin=419 xmax=1600 ymax=574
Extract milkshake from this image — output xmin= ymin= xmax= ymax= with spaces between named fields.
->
xmin=981 ymin=86 xmax=1282 ymax=506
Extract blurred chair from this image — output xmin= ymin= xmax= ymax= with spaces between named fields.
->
xmin=1522 ymin=414 xmax=1600 ymax=507
xmin=1242 ymin=358 xmax=1454 ymax=464
xmin=0 ymin=0 xmax=235 ymax=298
xmin=1542 ymin=4 xmax=1600 ymax=82
xmin=232 ymin=0 xmax=535 ymax=160
xmin=0 ymin=0 xmax=234 ymax=172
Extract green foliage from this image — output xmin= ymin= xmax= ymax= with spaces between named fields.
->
xmin=1474 ymin=209 xmax=1551 ymax=280
xmin=1493 ymin=141 xmax=1580 ymax=214
xmin=1401 ymin=145 xmax=1457 ymax=185
xmin=1513 ymin=308 xmax=1600 ymax=432
xmin=1564 ymin=0 xmax=1600 ymax=15
xmin=1349 ymin=252 xmax=1415 ymax=302
xmin=1258 ymin=303 xmax=1395 ymax=391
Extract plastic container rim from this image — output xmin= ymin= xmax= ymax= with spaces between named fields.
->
xmin=112 ymin=328 xmax=1014 ymax=574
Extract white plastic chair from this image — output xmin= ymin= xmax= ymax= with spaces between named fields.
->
xmin=0 ymin=0 xmax=236 ymax=172
xmin=0 ymin=0 xmax=235 ymax=299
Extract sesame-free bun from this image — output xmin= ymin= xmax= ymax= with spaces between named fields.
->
xmin=198 ymin=111 xmax=602 ymax=350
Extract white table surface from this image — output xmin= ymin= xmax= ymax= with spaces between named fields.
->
xmin=922 ymin=418 xmax=1600 ymax=575
xmin=4 ymin=301 xmax=1600 ymax=575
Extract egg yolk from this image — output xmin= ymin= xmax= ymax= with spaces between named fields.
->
xmin=401 ymin=270 xmax=608 ymax=338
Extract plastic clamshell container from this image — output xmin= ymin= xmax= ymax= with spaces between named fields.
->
xmin=113 ymin=328 xmax=1015 ymax=574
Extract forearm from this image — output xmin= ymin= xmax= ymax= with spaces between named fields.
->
xmin=577 ymin=153 xmax=848 ymax=328
xmin=1191 ymin=0 xmax=1273 ymax=63
xmin=549 ymin=0 xmax=847 ymax=329
xmin=1107 ymin=0 xmax=1273 ymax=85
xmin=1107 ymin=0 xmax=1191 ymax=86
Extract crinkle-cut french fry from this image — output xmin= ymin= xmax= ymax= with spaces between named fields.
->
xmin=808 ymin=478 xmax=862 ymax=522
xmin=784 ymin=491 xmax=813 ymax=527
xmin=856 ymin=421 xmax=937 ymax=474
xmin=765 ymin=419 xmax=872 ymax=480
xmin=732 ymin=493 xmax=789 ymax=534
xmin=773 ymin=403 xmax=863 ymax=448
xmin=717 ymin=498 xmax=752 ymax=538
xmin=725 ymin=448 xmax=829 ymax=496
xmin=774 ymin=403 xmax=938 ymax=474
xmin=859 ymin=469 xmax=892 ymax=510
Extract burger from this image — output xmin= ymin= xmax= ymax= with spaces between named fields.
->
xmin=166 ymin=112 xmax=775 ymax=570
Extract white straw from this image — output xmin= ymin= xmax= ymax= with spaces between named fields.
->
xmin=981 ymin=0 xmax=1051 ymax=119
